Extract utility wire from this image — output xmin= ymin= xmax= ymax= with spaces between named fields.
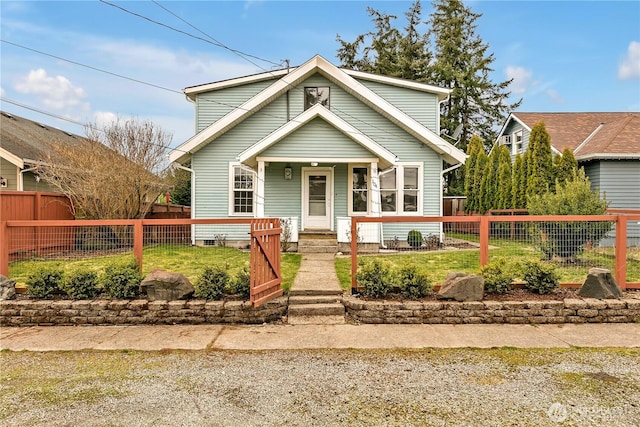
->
xmin=100 ymin=0 xmax=281 ymax=68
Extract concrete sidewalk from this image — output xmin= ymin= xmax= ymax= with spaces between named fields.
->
xmin=2 ymin=323 xmax=639 ymax=351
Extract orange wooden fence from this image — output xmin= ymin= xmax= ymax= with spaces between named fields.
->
xmin=1 ymin=218 xmax=282 ymax=307
xmin=351 ymin=214 xmax=640 ymax=291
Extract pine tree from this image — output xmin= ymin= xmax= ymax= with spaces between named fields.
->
xmin=496 ymin=146 xmax=512 ymax=209
xmin=526 ymin=121 xmax=553 ymax=202
xmin=473 ymin=150 xmax=488 ymax=213
xmin=553 ymin=148 xmax=578 ymax=189
xmin=463 ymin=135 xmax=484 ymax=212
xmin=511 ymin=153 xmax=526 ymax=209
xmin=480 ymin=146 xmax=500 ymax=211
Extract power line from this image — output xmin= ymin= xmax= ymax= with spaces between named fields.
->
xmin=1 ymin=40 xmax=182 ymax=95
xmin=100 ymin=0 xmax=282 ymax=69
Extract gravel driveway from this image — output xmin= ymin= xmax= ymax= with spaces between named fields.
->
xmin=1 ymin=348 xmax=639 ymax=426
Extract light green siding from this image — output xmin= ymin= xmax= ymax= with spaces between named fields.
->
xmin=0 ymin=158 xmax=18 ymax=191
xmin=356 ymin=79 xmax=440 ymax=131
xmin=261 ymin=118 xmax=375 ymax=159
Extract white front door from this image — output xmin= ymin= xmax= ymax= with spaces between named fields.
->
xmin=302 ymin=168 xmax=332 ymax=230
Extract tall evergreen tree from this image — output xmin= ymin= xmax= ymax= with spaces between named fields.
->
xmin=496 ymin=145 xmax=512 ymax=209
xmin=511 ymin=152 xmax=526 ymax=209
xmin=463 ymin=135 xmax=484 ymax=212
xmin=526 ymin=121 xmax=554 ymax=202
xmin=480 ymin=146 xmax=500 ymax=212
xmin=553 ymin=148 xmax=578 ymax=189
xmin=472 ymin=150 xmax=488 ymax=213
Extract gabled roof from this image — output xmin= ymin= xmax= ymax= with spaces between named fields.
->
xmin=504 ymin=112 xmax=640 ymax=160
xmin=1 ymin=111 xmax=83 ymax=168
xmin=238 ymin=104 xmax=397 ymax=169
xmin=170 ymin=55 xmax=466 ymax=165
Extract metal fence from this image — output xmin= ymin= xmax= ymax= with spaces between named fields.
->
xmin=350 ymin=214 xmax=640 ymax=291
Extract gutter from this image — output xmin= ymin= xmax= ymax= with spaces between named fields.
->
xmin=172 ymin=162 xmax=196 ymax=245
xmin=19 ymin=165 xmax=40 ymax=191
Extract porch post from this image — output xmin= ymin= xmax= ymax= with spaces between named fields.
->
xmin=256 ymin=161 xmax=265 ymax=218
xmin=370 ymin=162 xmax=382 ymax=246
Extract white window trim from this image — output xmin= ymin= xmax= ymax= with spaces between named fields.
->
xmin=228 ymin=162 xmax=257 ymax=217
xmin=514 ymin=130 xmax=523 ymax=154
xmin=348 ymin=163 xmax=370 ymax=216
xmin=380 ymin=162 xmax=423 ymax=216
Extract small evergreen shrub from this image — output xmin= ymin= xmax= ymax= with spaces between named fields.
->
xmin=232 ymin=265 xmax=251 ymax=300
xmin=522 ymin=260 xmax=559 ymax=294
xmin=407 ymin=230 xmax=423 ymax=249
xmin=397 ymin=264 xmax=432 ymax=299
xmin=356 ymin=259 xmax=391 ymax=298
xmin=195 ymin=266 xmax=230 ymax=300
xmin=62 ymin=269 xmax=100 ymax=299
xmin=480 ymin=258 xmax=514 ymax=294
xmin=26 ymin=267 xmax=63 ymax=299
xmin=102 ymin=258 xmax=141 ymax=299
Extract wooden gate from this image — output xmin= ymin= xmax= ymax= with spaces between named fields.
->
xmin=250 ymin=218 xmax=283 ymax=307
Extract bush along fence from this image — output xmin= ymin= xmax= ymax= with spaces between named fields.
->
xmin=0 ymin=218 xmax=282 ymax=307
xmin=350 ymin=214 xmax=640 ymax=292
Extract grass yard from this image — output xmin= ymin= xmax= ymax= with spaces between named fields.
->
xmin=9 ymin=245 xmax=302 ymax=294
xmin=335 ymin=233 xmax=640 ymax=290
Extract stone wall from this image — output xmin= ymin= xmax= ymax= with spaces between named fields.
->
xmin=343 ymin=296 xmax=640 ymax=324
xmin=0 ymin=298 xmax=287 ymax=326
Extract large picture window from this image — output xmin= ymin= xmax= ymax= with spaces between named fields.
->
xmin=304 ymin=87 xmax=330 ymax=110
xmin=379 ymin=164 xmax=421 ymax=214
xmin=230 ymin=164 xmax=255 ymax=215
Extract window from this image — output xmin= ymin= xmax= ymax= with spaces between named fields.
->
xmin=379 ymin=164 xmax=422 ymax=214
xmin=514 ymin=131 xmax=523 ymax=153
xmin=304 ymin=87 xmax=330 ymax=110
xmin=351 ymin=166 xmax=369 ymax=214
xmin=230 ymin=164 xmax=255 ymax=215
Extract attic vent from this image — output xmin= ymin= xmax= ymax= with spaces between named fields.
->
xmin=37 ymin=123 xmax=48 ymax=129
xmin=65 ymin=132 xmax=75 ymax=138
xmin=1 ymin=112 xmax=14 ymax=119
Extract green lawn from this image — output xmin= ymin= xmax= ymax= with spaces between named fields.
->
xmin=9 ymin=245 xmax=302 ymax=293
xmin=335 ymin=234 xmax=640 ymax=289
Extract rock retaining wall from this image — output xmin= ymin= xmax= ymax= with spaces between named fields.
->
xmin=0 ymin=298 xmax=287 ymax=326
xmin=344 ymin=296 xmax=640 ymax=324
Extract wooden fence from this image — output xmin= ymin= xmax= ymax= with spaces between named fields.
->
xmin=1 ymin=218 xmax=282 ymax=307
xmin=351 ymin=214 xmax=640 ymax=291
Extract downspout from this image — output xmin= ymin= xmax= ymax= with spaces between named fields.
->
xmin=173 ymin=162 xmax=196 ymax=246
xmin=19 ymin=165 xmax=39 ymax=191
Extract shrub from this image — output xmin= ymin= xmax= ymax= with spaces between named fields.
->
xmin=62 ymin=269 xmax=100 ymax=299
xmin=356 ymin=259 xmax=391 ymax=298
xmin=102 ymin=258 xmax=141 ymax=299
xmin=26 ymin=267 xmax=64 ymax=299
xmin=396 ymin=264 xmax=431 ymax=299
xmin=407 ymin=230 xmax=423 ymax=249
xmin=480 ymin=258 xmax=514 ymax=294
xmin=232 ymin=265 xmax=251 ymax=300
xmin=522 ymin=260 xmax=559 ymax=294
xmin=195 ymin=266 xmax=230 ymax=300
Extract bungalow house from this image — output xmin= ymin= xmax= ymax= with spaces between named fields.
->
xmin=169 ymin=55 xmax=466 ymax=249
xmin=0 ymin=111 xmax=78 ymax=192
xmin=497 ymin=112 xmax=640 ymax=245
xmin=496 ymin=112 xmax=640 ymax=211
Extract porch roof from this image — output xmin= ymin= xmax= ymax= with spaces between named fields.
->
xmin=237 ymin=104 xmax=397 ymax=169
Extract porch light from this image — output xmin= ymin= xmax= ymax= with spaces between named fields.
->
xmin=284 ymin=166 xmax=292 ymax=180
xmin=310 ymin=162 xmax=318 ymax=167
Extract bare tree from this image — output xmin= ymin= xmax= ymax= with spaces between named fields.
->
xmin=38 ymin=116 xmax=171 ymax=219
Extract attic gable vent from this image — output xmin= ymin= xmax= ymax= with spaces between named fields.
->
xmin=1 ymin=112 xmax=14 ymax=119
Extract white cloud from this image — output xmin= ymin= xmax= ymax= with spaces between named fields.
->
xmin=15 ymin=68 xmax=88 ymax=110
xmin=618 ymin=41 xmax=640 ymax=80
xmin=546 ymin=89 xmax=565 ymax=105
xmin=505 ymin=66 xmax=533 ymax=94
xmin=0 ymin=87 xmax=5 ymax=97
xmin=93 ymin=111 xmax=119 ymax=128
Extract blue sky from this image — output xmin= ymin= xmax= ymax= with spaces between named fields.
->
xmin=1 ymin=0 xmax=639 ymax=147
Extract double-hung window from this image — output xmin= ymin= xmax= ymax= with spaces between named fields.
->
xmin=229 ymin=163 xmax=256 ymax=215
xmin=350 ymin=165 xmax=369 ymax=214
xmin=379 ymin=163 xmax=422 ymax=214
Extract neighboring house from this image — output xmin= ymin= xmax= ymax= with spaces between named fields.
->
xmin=496 ymin=112 xmax=640 ymax=211
xmin=169 ymin=55 xmax=466 ymax=247
xmin=0 ymin=111 xmax=80 ymax=192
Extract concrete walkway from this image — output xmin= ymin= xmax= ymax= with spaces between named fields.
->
xmin=290 ymin=252 xmax=343 ymax=294
xmin=1 ymin=323 xmax=639 ymax=351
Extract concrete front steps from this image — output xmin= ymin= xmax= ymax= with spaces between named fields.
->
xmin=287 ymin=291 xmax=345 ymax=325
xmin=297 ymin=231 xmax=338 ymax=254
